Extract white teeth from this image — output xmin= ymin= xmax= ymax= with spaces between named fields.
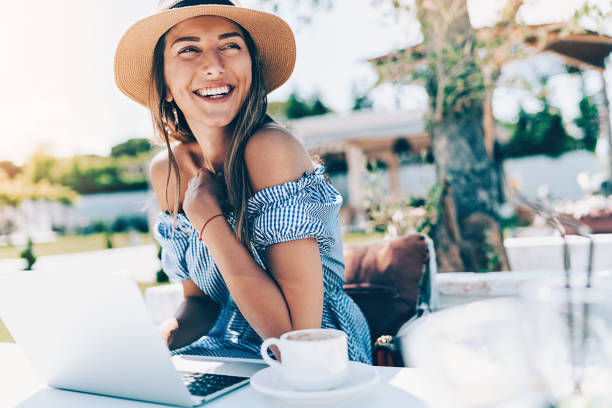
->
xmin=197 ymin=85 xmax=231 ymax=97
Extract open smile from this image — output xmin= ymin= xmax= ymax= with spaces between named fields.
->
xmin=193 ymin=85 xmax=235 ymax=101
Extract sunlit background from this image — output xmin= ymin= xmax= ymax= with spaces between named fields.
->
xmin=1 ymin=0 xmax=610 ymax=164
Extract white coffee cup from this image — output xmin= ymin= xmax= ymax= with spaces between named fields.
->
xmin=260 ymin=328 xmax=349 ymax=391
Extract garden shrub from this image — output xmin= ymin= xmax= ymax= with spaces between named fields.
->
xmin=111 ymin=215 xmax=149 ymax=233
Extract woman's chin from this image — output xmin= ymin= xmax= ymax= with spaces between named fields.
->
xmin=208 ymin=118 xmax=234 ymax=128
xmin=193 ymin=116 xmax=235 ymax=129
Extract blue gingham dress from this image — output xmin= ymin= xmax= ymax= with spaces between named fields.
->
xmin=154 ymin=165 xmax=372 ymax=364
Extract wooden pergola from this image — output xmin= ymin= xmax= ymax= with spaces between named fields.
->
xmin=542 ymin=31 xmax=612 ymax=71
xmin=543 ymin=32 xmax=612 ymax=191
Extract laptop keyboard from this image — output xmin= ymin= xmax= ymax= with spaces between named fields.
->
xmin=180 ymin=371 xmax=249 ymax=397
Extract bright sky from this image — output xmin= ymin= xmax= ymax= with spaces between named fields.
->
xmin=1 ymin=0 xmax=610 ymax=165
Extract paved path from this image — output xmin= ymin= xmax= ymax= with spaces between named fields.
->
xmin=0 ymin=245 xmax=159 ymax=282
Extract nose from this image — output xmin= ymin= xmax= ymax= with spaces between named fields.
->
xmin=199 ymin=49 xmax=224 ymax=78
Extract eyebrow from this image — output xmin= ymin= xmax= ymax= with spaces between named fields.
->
xmin=219 ymin=32 xmax=242 ymax=40
xmin=170 ymin=32 xmax=243 ymax=47
xmin=171 ymin=36 xmax=200 ymax=47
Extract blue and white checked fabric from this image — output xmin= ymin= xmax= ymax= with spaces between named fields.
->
xmin=154 ymin=165 xmax=372 ymax=364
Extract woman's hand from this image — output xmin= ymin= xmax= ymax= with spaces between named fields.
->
xmin=158 ymin=317 xmax=179 ymax=348
xmin=183 ymin=169 xmax=227 ymax=230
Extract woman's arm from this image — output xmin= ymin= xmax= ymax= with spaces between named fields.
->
xmin=184 ymin=127 xmax=324 ymax=340
xmin=245 ymin=128 xmax=324 ymax=331
xmin=159 ymin=280 xmax=221 ymax=350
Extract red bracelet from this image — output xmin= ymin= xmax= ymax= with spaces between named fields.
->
xmin=198 ymin=213 xmax=224 ymax=241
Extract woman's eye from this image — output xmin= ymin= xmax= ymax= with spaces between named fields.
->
xmin=220 ymin=43 xmax=241 ymax=52
xmin=178 ymin=46 xmax=199 ymax=55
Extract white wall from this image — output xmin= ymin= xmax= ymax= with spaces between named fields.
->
xmin=73 ymin=190 xmax=153 ymax=223
xmin=331 ymin=150 xmax=603 ymax=205
xmin=503 ymin=151 xmax=602 ymax=200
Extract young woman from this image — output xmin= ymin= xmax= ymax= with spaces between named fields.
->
xmin=114 ymin=0 xmax=371 ymax=364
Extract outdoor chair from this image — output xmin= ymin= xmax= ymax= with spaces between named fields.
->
xmin=342 ymin=235 xmax=437 ymax=367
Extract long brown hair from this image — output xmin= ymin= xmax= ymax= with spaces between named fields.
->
xmin=150 ymin=18 xmax=270 ymax=252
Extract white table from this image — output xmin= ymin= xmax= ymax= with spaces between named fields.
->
xmin=1 ymin=343 xmax=450 ymax=408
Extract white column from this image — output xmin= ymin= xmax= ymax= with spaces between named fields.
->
xmin=345 ymin=144 xmax=367 ymax=229
xmin=381 ymin=151 xmax=401 ymax=198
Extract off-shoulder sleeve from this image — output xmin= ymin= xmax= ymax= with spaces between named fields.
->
xmin=153 ymin=211 xmax=195 ymax=283
xmin=246 ymin=165 xmax=342 ymax=255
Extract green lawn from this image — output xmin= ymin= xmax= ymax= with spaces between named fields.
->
xmin=342 ymin=231 xmax=385 ymax=244
xmin=0 ymin=231 xmax=381 ymax=260
xmin=0 ymin=319 xmax=13 ymax=343
xmin=0 ymin=232 xmax=156 ymax=259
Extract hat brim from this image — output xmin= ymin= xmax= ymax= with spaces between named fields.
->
xmin=114 ymin=5 xmax=296 ymax=107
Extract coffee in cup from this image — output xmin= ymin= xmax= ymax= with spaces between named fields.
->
xmin=260 ymin=328 xmax=349 ymax=391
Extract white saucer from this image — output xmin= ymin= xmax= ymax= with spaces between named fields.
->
xmin=249 ymin=361 xmax=380 ymax=405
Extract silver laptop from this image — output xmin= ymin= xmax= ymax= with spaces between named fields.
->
xmin=0 ymin=271 xmax=266 ymax=407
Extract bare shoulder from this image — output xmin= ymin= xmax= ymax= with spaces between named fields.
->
xmin=150 ymin=147 xmax=176 ymax=212
xmin=244 ymin=124 xmax=314 ymax=193
xmin=149 ymin=147 xmax=171 ymax=181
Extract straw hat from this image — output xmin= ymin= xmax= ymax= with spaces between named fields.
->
xmin=114 ymin=0 xmax=296 ymax=107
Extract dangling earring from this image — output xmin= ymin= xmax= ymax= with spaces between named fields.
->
xmin=172 ymin=106 xmax=179 ymax=131
xmin=161 ymin=105 xmax=172 ymax=136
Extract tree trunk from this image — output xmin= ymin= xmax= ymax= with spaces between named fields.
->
xmin=431 ymin=106 xmax=509 ymax=272
xmin=417 ymin=0 xmax=510 ymax=272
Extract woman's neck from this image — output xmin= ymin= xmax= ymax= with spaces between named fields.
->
xmin=190 ymin=124 xmax=232 ymax=174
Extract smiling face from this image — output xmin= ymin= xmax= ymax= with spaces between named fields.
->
xmin=163 ymin=16 xmax=252 ymax=131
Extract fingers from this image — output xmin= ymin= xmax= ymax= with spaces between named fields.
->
xmin=158 ymin=318 xmax=178 ymax=347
